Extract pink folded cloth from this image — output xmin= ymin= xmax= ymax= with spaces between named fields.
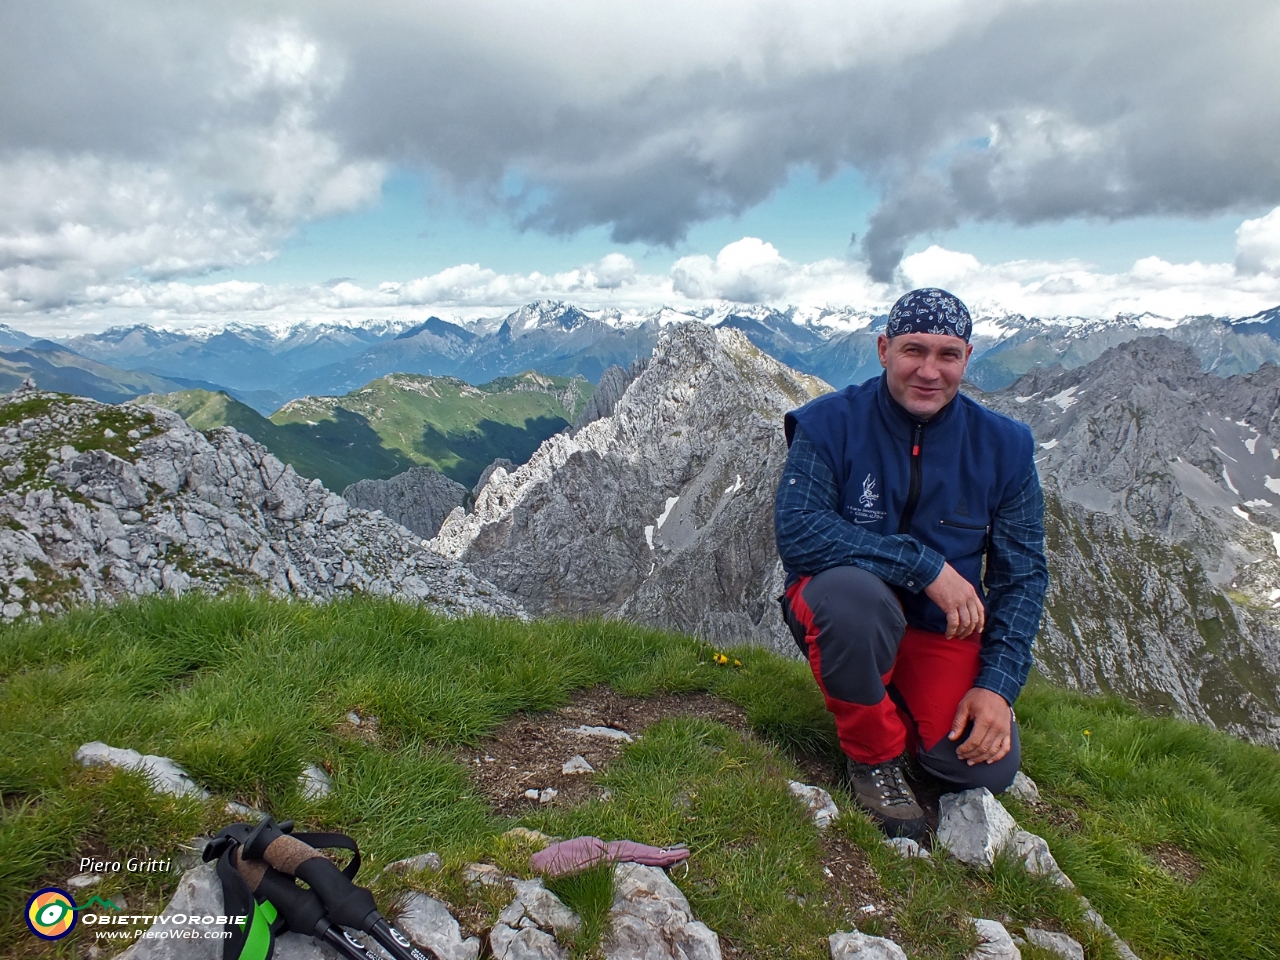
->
xmin=530 ymin=836 xmax=691 ymax=877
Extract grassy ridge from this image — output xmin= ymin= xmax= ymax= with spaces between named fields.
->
xmin=269 ymin=371 xmax=593 ymax=488
xmin=141 ymin=371 xmax=593 ymax=491
xmin=2 ymin=596 xmax=1278 ymax=958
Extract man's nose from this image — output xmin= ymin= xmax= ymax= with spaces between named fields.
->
xmin=917 ymin=355 xmax=941 ymax=380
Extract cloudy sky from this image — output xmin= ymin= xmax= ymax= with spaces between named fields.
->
xmin=3 ymin=0 xmax=1280 ymax=333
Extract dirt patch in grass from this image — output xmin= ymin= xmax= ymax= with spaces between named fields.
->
xmin=1039 ymin=803 xmax=1082 ymax=833
xmin=465 ymin=686 xmax=748 ymax=815
xmin=820 ymin=833 xmax=900 ymax=941
xmin=1147 ymin=842 xmax=1203 ymax=884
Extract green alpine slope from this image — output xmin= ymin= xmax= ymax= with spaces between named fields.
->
xmin=142 ymin=371 xmax=592 ymax=491
xmin=268 ymin=371 xmax=593 ymax=488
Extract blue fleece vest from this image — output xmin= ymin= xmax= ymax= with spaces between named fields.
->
xmin=785 ymin=373 xmax=1035 ymax=634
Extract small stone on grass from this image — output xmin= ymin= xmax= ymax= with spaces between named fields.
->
xmin=561 ymin=755 xmax=594 ymax=775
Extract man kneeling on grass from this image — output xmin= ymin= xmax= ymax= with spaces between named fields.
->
xmin=774 ymin=288 xmax=1048 ymax=839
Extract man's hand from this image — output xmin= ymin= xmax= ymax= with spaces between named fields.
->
xmin=924 ymin=562 xmax=986 ymax=639
xmin=948 ymin=687 xmax=1013 ymax=765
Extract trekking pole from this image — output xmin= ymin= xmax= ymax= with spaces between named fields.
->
xmin=240 ymin=816 xmax=434 ymax=960
xmin=232 ymin=848 xmax=374 ymax=960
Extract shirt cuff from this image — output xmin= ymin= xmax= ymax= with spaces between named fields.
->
xmin=973 ymin=668 xmax=1022 ymax=707
xmin=901 ymin=546 xmax=946 ymax=593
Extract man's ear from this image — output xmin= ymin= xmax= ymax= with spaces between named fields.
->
xmin=877 ymin=334 xmax=889 ymax=368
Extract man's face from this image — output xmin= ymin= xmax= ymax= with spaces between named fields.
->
xmin=877 ymin=332 xmax=973 ymax=420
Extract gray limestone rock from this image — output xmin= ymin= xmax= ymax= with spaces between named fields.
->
xmin=0 ymin=385 xmax=523 ymax=621
xmin=562 ymin=755 xmax=594 ymax=775
xmin=1081 ymin=901 xmax=1142 ymax=960
xmin=828 ymin=930 xmax=908 ymax=960
xmin=604 ymin=862 xmax=721 ymax=960
xmin=936 ymin=788 xmax=1018 ymax=869
xmin=509 ymin=879 xmax=582 ymax=938
xmin=787 ymin=780 xmax=840 ymax=829
xmin=490 ymin=923 xmax=567 ymax=960
xmin=298 ymin=763 xmax=332 ymax=801
xmin=343 ymin=466 xmax=468 ymax=539
xmin=473 ymin=458 xmax=516 ymax=498
xmin=464 ymin=862 xmax=509 ymax=887
xmin=383 ymin=852 xmax=443 ymax=876
xmin=1009 ymin=830 xmax=1073 ymax=888
xmin=75 ymin=742 xmax=210 ymax=800
xmin=573 ymin=360 xmax=649 ymax=431
xmin=396 ymin=893 xmax=481 ymax=960
xmin=1006 ymin=771 xmax=1040 ymax=804
xmin=489 ymin=879 xmax=579 ymax=960
xmin=118 ymin=863 xmax=224 ymax=960
xmin=882 ymin=837 xmax=930 ymax=860
xmin=1023 ymin=928 xmax=1085 ymax=960
xmin=969 ymin=919 xmax=1020 ymax=959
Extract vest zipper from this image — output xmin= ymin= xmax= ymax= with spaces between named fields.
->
xmin=898 ymin=422 xmax=924 ymax=534
xmin=939 ymin=518 xmax=988 ymax=531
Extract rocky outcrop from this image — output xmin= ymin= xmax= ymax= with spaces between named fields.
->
xmin=430 ymin=323 xmax=828 ymax=654
xmin=343 ymin=465 xmax=469 ymax=539
xmin=935 ymin=788 xmax=1140 ymax=959
xmin=604 ymin=863 xmax=722 ymax=960
xmin=982 ymin=337 xmax=1280 ymax=745
xmin=0 ymin=380 xmax=521 ymax=620
xmin=474 ymin=458 xmax=515 ymax=498
xmin=573 ymin=360 xmax=649 ymax=430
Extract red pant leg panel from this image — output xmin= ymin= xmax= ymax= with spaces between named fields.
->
xmin=786 ymin=578 xmax=906 ymax=764
xmin=890 ymin=627 xmax=982 ymax=752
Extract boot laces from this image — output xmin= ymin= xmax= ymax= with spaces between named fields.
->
xmin=870 ymin=763 xmax=914 ymax=807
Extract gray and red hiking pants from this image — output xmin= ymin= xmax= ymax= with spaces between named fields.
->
xmin=781 ymin=565 xmax=1020 ymax=793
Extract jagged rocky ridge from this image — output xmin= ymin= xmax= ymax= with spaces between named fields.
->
xmin=430 ymin=323 xmax=828 ymax=654
xmin=982 ymin=337 xmax=1280 ymax=745
xmin=342 ymin=465 xmax=469 ymax=539
xmin=572 ymin=359 xmax=649 ymax=430
xmin=0 ymin=381 xmax=521 ymax=620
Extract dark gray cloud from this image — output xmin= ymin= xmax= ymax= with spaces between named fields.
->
xmin=3 ymin=0 xmax=1279 ymax=294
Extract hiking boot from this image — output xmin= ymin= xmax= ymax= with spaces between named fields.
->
xmin=846 ymin=755 xmax=927 ymax=839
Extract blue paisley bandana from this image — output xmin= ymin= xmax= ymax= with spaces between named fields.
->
xmin=885 ymin=288 xmax=972 ymax=341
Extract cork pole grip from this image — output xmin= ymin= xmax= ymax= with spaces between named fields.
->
xmin=264 ymin=833 xmax=327 ymax=875
xmin=232 ymin=847 xmax=268 ymax=891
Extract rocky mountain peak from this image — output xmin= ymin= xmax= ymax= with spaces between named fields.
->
xmin=430 ymin=322 xmax=829 ymax=651
xmin=983 ymin=339 xmax=1280 ymax=744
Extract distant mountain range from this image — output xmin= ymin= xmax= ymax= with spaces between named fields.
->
xmin=7 ymin=299 xmax=1280 ymax=417
xmin=139 ymin=370 xmax=592 ymax=491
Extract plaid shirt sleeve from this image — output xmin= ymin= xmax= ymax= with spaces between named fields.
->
xmin=774 ymin=426 xmax=947 ymax=592
xmin=975 ymin=463 xmax=1049 ymax=705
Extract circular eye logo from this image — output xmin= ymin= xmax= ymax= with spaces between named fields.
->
xmin=26 ymin=888 xmax=78 ymax=940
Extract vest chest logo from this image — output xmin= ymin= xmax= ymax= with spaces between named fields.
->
xmin=848 ymin=473 xmax=887 ymax=524
xmin=859 ymin=474 xmax=878 ymax=508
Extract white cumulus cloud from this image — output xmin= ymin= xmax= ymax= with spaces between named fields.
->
xmin=1236 ymin=206 xmax=1280 ymax=276
xmin=672 ymin=238 xmax=794 ymax=301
